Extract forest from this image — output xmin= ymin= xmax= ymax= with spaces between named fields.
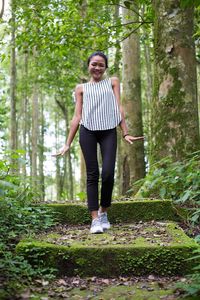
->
xmin=0 ymin=0 xmax=200 ymax=299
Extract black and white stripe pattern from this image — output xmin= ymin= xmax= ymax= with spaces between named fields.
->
xmin=81 ymin=78 xmax=122 ymax=130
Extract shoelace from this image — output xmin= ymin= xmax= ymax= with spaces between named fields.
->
xmin=100 ymin=213 xmax=108 ymax=223
xmin=92 ymin=218 xmax=101 ymax=226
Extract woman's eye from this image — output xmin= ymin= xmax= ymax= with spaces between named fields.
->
xmin=91 ymin=63 xmax=105 ymax=68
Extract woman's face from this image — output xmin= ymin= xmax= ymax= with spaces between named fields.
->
xmin=88 ymin=55 xmax=106 ymax=82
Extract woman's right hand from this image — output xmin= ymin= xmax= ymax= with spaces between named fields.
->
xmin=52 ymin=144 xmax=70 ymax=157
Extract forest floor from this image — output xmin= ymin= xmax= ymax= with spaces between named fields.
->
xmin=15 ymin=275 xmax=188 ymax=300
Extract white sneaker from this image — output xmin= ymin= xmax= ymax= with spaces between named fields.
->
xmin=99 ymin=212 xmax=111 ymax=231
xmin=90 ymin=218 xmax=103 ymax=234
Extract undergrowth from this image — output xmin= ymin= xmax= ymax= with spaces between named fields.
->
xmin=131 ymin=151 xmax=200 ymax=297
xmin=0 ymin=151 xmax=57 ymax=299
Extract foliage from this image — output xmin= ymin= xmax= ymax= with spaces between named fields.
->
xmin=134 ymin=151 xmax=200 ymax=205
xmin=132 ymin=152 xmax=200 ymax=297
xmin=176 ymin=245 xmax=200 ymax=297
xmin=0 ymin=151 xmax=57 ymax=297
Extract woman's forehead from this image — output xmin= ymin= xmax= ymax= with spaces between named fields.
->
xmin=89 ymin=56 xmax=106 ymax=63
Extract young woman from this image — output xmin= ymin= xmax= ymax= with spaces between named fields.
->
xmin=53 ymin=51 xmax=144 ymax=234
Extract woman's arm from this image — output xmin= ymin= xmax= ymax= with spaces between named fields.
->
xmin=52 ymin=84 xmax=83 ymax=156
xmin=111 ymin=77 xmax=144 ymax=144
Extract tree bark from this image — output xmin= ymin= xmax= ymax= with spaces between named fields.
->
xmin=151 ymin=0 xmax=200 ymax=162
xmin=56 ymin=98 xmax=74 ymax=200
xmin=79 ymin=0 xmax=87 ymax=194
xmin=0 ymin=0 xmax=5 ymax=19
xmin=55 ymin=114 xmax=62 ymax=201
xmin=31 ymin=48 xmax=39 ymax=181
xmin=121 ymin=4 xmax=145 ymax=194
xmin=113 ymin=0 xmax=123 ymax=196
xmin=143 ymin=35 xmax=153 ymax=153
xmin=22 ymin=52 xmax=28 ymax=177
xmin=10 ymin=0 xmax=17 ymax=152
xmin=38 ymin=94 xmax=45 ymax=201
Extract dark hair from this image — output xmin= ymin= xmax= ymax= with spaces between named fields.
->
xmin=87 ymin=51 xmax=108 ymax=68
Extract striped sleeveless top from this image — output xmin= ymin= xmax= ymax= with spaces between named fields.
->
xmin=80 ymin=78 xmax=122 ymax=131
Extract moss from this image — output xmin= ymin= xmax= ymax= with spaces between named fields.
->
xmin=44 ymin=203 xmax=91 ymax=224
xmin=109 ymin=200 xmax=180 ymax=223
xmin=45 ymin=200 xmax=180 ymax=225
xmin=16 ymin=222 xmax=199 ymax=277
xmin=20 ymin=282 xmax=182 ymax=300
xmin=41 ymin=222 xmax=190 ymax=248
xmin=68 ymin=283 xmax=175 ymax=300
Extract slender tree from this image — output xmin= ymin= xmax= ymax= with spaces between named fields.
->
xmin=31 ymin=79 xmax=39 ymax=179
xmin=56 ymin=97 xmax=74 ymax=200
xmin=22 ymin=51 xmax=28 ymax=177
xmin=121 ymin=3 xmax=145 ymax=194
xmin=38 ymin=94 xmax=45 ymax=201
xmin=10 ymin=0 xmax=17 ymax=152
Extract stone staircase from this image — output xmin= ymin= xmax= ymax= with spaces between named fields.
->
xmin=16 ymin=199 xmax=199 ymax=277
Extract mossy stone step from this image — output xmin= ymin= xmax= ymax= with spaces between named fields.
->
xmin=16 ymin=221 xmax=199 ymax=277
xmin=45 ymin=199 xmax=182 ymax=224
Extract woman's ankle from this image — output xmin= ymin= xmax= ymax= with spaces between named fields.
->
xmin=91 ymin=210 xmax=98 ymax=220
xmin=99 ymin=207 xmax=108 ymax=214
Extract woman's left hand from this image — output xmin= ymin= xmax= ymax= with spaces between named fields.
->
xmin=124 ymin=135 xmax=144 ymax=145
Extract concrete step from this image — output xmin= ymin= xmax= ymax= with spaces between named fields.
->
xmin=16 ymin=221 xmax=198 ymax=277
xmin=44 ymin=199 xmax=184 ymax=224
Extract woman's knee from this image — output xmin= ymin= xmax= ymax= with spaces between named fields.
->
xmin=87 ymin=169 xmax=99 ymax=183
xmin=101 ymin=169 xmax=114 ymax=183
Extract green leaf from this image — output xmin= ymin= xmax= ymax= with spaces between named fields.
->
xmin=180 ymin=190 xmax=191 ymax=203
xmin=159 ymin=187 xmax=166 ymax=199
xmin=0 ymin=180 xmax=17 ymax=189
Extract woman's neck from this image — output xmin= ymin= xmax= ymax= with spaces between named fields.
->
xmin=89 ymin=76 xmax=106 ymax=83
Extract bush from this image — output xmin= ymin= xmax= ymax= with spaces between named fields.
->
xmin=134 ymin=151 xmax=200 ymax=207
xmin=0 ymin=151 xmax=57 ymax=298
xmin=132 ymin=151 xmax=200 ymax=297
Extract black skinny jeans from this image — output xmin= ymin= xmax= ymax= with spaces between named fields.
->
xmin=79 ymin=125 xmax=117 ymax=211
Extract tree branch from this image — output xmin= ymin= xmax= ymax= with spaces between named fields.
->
xmin=107 ymin=3 xmax=145 ymax=21
xmin=0 ymin=0 xmax=5 ymax=19
xmin=55 ymin=98 xmax=67 ymax=117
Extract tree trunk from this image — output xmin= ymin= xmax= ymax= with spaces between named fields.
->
xmin=121 ymin=4 xmax=145 ymax=194
xmin=0 ymin=0 xmax=5 ymax=19
xmin=113 ymin=1 xmax=123 ymax=197
xmin=55 ymin=97 xmax=74 ymax=200
xmin=10 ymin=0 xmax=17 ymax=152
xmin=68 ymin=144 xmax=74 ymax=200
xmin=55 ymin=113 xmax=62 ymax=201
xmin=143 ymin=34 xmax=153 ymax=154
xmin=79 ymin=0 xmax=87 ymax=195
xmin=151 ymin=0 xmax=200 ymax=162
xmin=22 ymin=52 xmax=28 ymax=177
xmin=38 ymin=94 xmax=45 ymax=201
xmin=31 ymin=48 xmax=39 ymax=182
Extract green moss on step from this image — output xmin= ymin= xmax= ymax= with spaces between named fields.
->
xmin=16 ymin=222 xmax=199 ymax=277
xmin=40 ymin=222 xmax=191 ymax=249
xmin=45 ymin=200 xmax=180 ymax=225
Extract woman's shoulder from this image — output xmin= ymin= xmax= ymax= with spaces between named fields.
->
xmin=110 ymin=76 xmax=120 ymax=86
xmin=75 ymin=83 xmax=83 ymax=94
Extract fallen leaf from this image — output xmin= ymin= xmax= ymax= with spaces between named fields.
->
xmin=102 ymin=279 xmax=110 ymax=285
xmin=57 ymin=279 xmax=68 ymax=286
